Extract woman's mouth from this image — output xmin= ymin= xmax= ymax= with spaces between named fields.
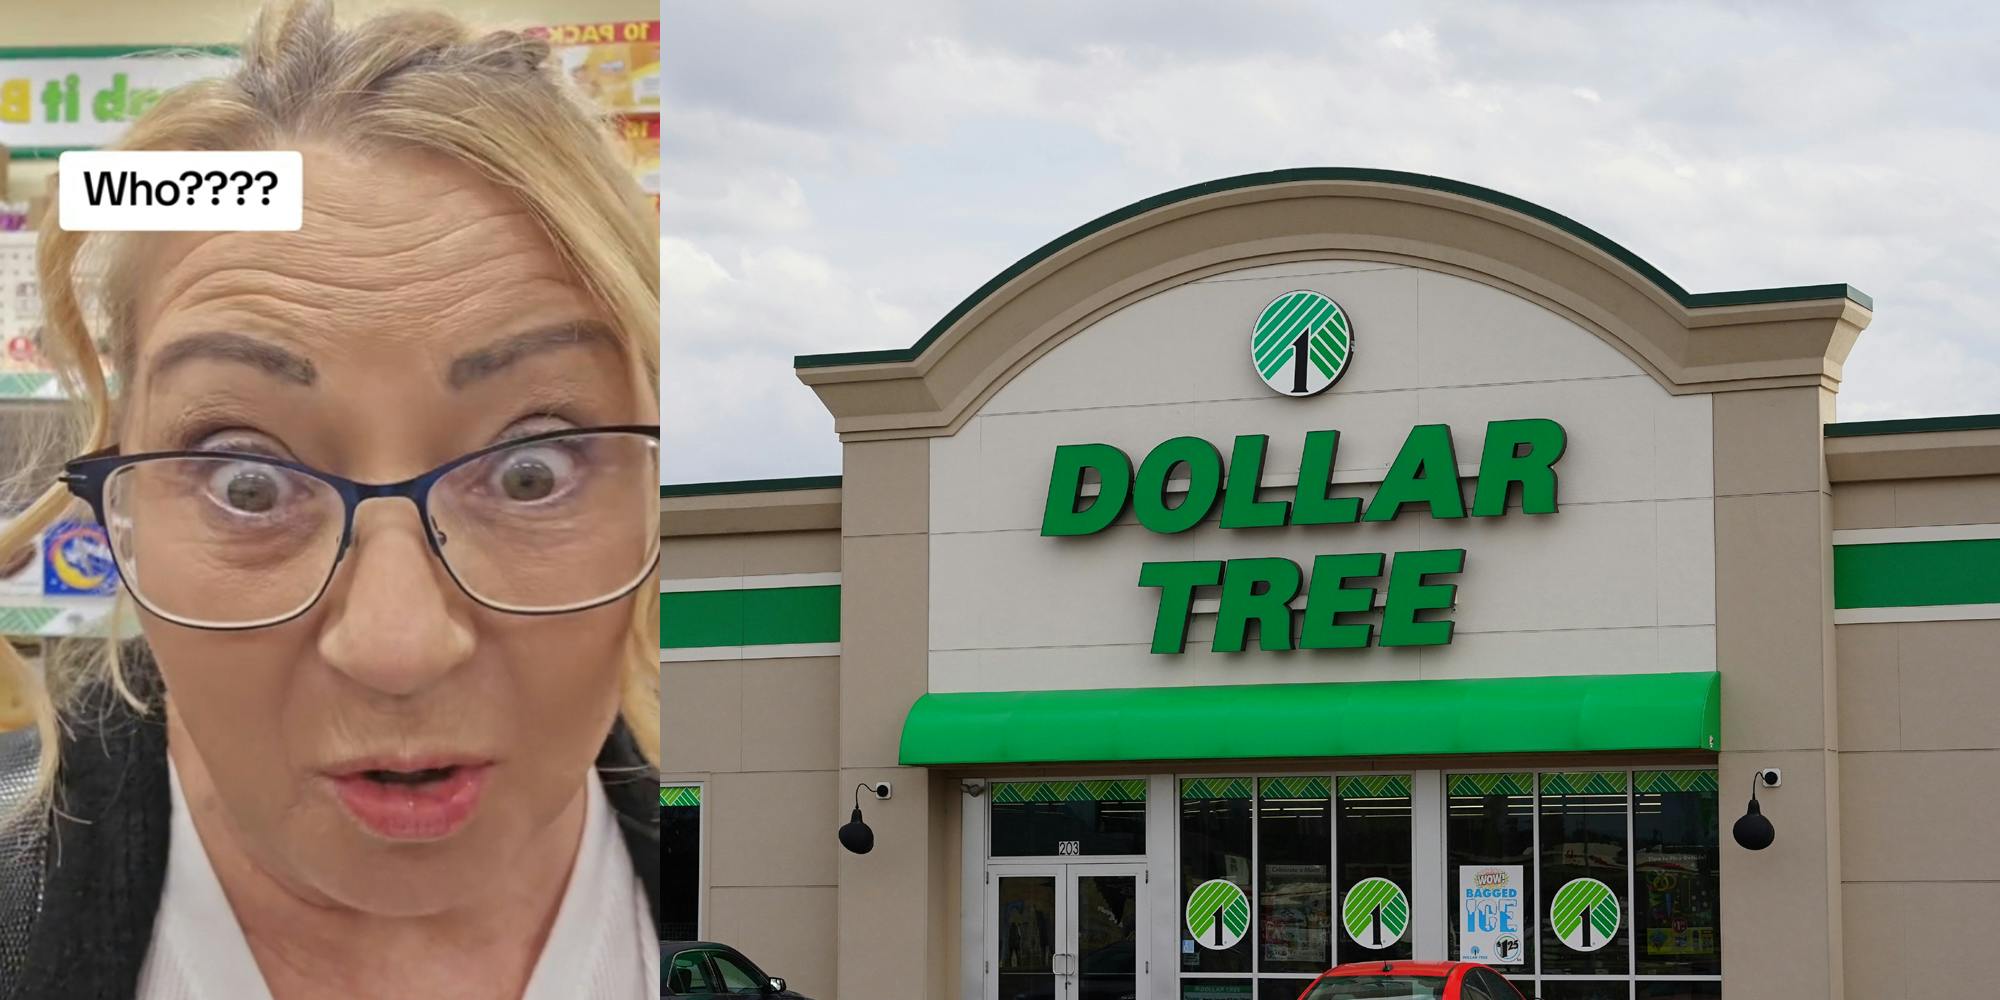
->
xmin=325 ymin=760 xmax=493 ymax=842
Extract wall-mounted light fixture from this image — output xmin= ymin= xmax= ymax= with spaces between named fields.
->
xmin=839 ymin=782 xmax=892 ymax=855
xmin=1731 ymin=768 xmax=1781 ymax=851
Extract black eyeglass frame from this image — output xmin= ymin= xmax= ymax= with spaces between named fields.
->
xmin=58 ymin=424 xmax=662 ymax=631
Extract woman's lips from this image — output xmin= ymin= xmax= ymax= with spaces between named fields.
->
xmin=326 ymin=763 xmax=492 ymax=842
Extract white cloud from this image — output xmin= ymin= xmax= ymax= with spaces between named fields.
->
xmin=667 ymin=237 xmax=919 ymax=355
xmin=663 ymin=350 xmax=838 ymax=481
xmin=664 ymin=0 xmax=2000 ymax=482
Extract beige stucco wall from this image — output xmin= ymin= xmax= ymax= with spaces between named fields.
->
xmin=663 ymin=528 xmax=844 ymax=997
xmin=928 ymin=261 xmax=1720 ymax=696
xmin=1832 ymin=475 xmax=2000 ymax=530
xmin=1704 ymin=386 xmax=1840 ymax=996
xmin=1832 ymin=472 xmax=2000 ymax=997
xmin=1712 ymin=386 xmax=1845 ymax=998
xmin=835 ymin=437 xmax=955 ymax=1000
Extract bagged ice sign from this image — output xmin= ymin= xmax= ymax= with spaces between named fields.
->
xmin=1458 ymin=865 xmax=1525 ymax=965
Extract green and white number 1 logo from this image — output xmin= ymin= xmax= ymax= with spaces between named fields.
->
xmin=1550 ymin=878 xmax=1620 ymax=952
xmin=1185 ymin=879 xmax=1249 ymax=950
xmin=1342 ymin=877 xmax=1409 ymax=949
xmin=1252 ymin=289 xmax=1353 ymax=397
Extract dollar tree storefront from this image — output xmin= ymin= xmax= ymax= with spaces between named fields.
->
xmin=664 ymin=169 xmax=2000 ymax=1000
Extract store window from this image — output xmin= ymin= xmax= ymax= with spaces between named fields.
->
xmin=1181 ymin=777 xmax=1252 ymax=994
xmin=1633 ymin=771 xmax=1721 ymax=978
xmin=1446 ymin=771 xmax=1536 ymax=983
xmin=990 ymin=779 xmax=1147 ymax=857
xmin=1538 ymin=771 xmax=1630 ymax=999
xmin=1258 ymin=776 xmax=1329 ymax=995
xmin=1334 ymin=775 xmax=1414 ymax=965
xmin=1180 ymin=775 xmax=1414 ymax=1000
xmin=662 ymin=784 xmax=702 ymax=940
xmin=1445 ymin=769 xmax=1719 ymax=1000
xmin=1177 ymin=769 xmax=1717 ymax=998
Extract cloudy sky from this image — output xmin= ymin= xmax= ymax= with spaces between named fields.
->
xmin=664 ymin=0 xmax=2000 ymax=484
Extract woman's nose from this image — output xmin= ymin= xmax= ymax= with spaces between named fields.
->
xmin=315 ymin=500 xmax=474 ymax=696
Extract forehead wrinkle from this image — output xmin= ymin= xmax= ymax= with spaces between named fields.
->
xmin=147 ymin=208 xmax=549 ymax=320
xmin=145 ymin=239 xmax=576 ymax=349
xmin=134 ymin=156 xmax=595 ymax=376
xmin=142 ymin=292 xmax=342 ymax=359
xmin=298 ymin=204 xmax=542 ymax=261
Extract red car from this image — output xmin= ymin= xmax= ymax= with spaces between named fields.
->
xmin=1296 ymin=961 xmax=1528 ymax=1000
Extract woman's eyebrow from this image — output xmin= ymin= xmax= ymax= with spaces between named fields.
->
xmin=148 ymin=331 xmax=317 ymax=388
xmin=447 ymin=320 xmax=618 ymax=388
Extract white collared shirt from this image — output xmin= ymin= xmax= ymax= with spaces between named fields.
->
xmin=137 ymin=761 xmax=657 ymax=999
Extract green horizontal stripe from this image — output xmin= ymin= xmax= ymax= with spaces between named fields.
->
xmin=990 ymin=778 xmax=1147 ymax=804
xmin=0 ymin=607 xmax=61 ymax=635
xmin=1825 ymin=413 xmax=2000 ymax=438
xmin=1448 ymin=772 xmax=1533 ymax=797
xmin=1182 ymin=777 xmax=1252 ymax=800
xmin=0 ymin=44 xmax=238 ymax=59
xmin=660 ymin=475 xmax=841 ymax=499
xmin=1260 ymin=776 xmax=1329 ymax=800
xmin=900 ymin=672 xmax=1719 ymax=765
xmin=1634 ymin=769 xmax=1718 ymax=794
xmin=1338 ymin=775 xmax=1411 ymax=799
xmin=1541 ymin=771 xmax=1627 ymax=796
xmin=661 ymin=585 xmax=841 ymax=649
xmin=0 ymin=373 xmax=54 ymax=398
xmin=1834 ymin=539 xmax=2000 ymax=609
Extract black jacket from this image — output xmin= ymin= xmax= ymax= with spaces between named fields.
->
xmin=0 ymin=678 xmax=660 ymax=999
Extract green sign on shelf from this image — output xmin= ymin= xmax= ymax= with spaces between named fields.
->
xmin=0 ymin=373 xmax=54 ymax=399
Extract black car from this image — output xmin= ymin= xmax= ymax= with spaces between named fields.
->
xmin=662 ymin=941 xmax=813 ymax=999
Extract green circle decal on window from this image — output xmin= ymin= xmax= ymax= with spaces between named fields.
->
xmin=1341 ymin=876 xmax=1409 ymax=949
xmin=1185 ymin=878 xmax=1250 ymax=950
xmin=1251 ymin=289 xmax=1353 ymax=397
xmin=1550 ymin=877 xmax=1620 ymax=952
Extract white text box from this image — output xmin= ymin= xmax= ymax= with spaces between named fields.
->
xmin=59 ymin=150 xmax=303 ymax=232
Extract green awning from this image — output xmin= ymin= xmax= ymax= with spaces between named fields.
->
xmin=899 ymin=671 xmax=1719 ymax=766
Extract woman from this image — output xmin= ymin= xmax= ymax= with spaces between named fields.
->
xmin=0 ymin=2 xmax=661 ymax=997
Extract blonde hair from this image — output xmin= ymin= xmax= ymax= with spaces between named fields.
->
xmin=0 ymin=0 xmax=661 ymax=826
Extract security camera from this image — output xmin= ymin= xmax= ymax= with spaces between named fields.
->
xmin=1733 ymin=768 xmax=1780 ymax=851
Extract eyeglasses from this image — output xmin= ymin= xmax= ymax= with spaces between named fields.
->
xmin=60 ymin=425 xmax=660 ymax=631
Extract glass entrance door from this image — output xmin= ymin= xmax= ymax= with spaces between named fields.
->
xmin=988 ymin=864 xmax=1148 ymax=1000
xmin=993 ymin=866 xmax=1061 ymax=1000
xmin=1074 ymin=865 xmax=1144 ymax=1000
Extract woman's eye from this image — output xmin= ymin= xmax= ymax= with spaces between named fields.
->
xmin=207 ymin=462 xmax=290 ymax=514
xmin=490 ymin=446 xmax=577 ymax=502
